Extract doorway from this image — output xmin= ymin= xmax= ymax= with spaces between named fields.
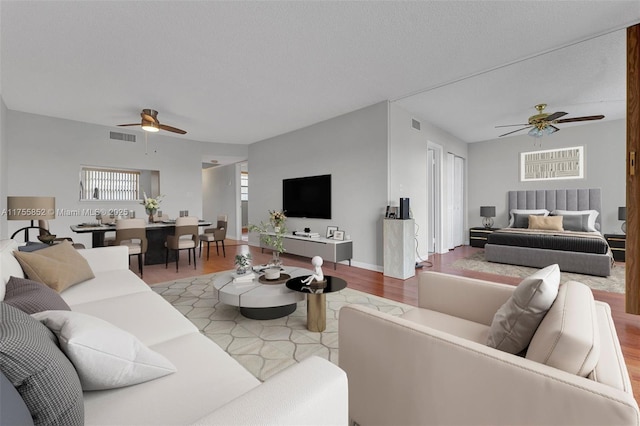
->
xmin=427 ymin=142 xmax=443 ymax=254
xmin=447 ymin=153 xmax=465 ymax=249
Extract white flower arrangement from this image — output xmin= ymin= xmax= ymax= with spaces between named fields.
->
xmin=141 ymin=192 xmax=163 ymax=213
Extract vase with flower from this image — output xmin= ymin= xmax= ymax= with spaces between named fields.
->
xmin=141 ymin=193 xmax=163 ymax=223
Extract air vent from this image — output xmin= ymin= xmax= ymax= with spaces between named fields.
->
xmin=110 ymin=131 xmax=136 ymax=142
xmin=411 ymin=118 xmax=421 ymax=131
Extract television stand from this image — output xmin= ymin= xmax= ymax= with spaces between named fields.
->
xmin=259 ymin=233 xmax=353 ymax=269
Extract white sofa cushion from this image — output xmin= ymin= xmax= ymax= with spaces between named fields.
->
xmin=33 ymin=310 xmax=177 ymax=391
xmin=60 ymin=269 xmax=150 ymax=306
xmin=401 ymin=308 xmax=490 ymax=344
xmin=526 ymin=281 xmax=600 ymax=377
xmin=82 ymin=333 xmax=260 ymax=425
xmin=487 ymin=264 xmax=560 ymax=354
xmin=69 ymin=291 xmax=198 ymax=347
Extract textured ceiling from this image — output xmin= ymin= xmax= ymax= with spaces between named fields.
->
xmin=1 ymin=1 xmax=639 ymax=145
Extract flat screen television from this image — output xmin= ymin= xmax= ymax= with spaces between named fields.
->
xmin=282 ymin=174 xmax=331 ymax=219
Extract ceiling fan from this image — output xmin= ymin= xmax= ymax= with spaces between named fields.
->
xmin=118 ymin=109 xmax=187 ymax=134
xmin=496 ymin=104 xmax=604 ymax=138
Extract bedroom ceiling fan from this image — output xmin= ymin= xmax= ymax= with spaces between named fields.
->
xmin=496 ymin=104 xmax=604 ymax=138
xmin=118 ymin=109 xmax=187 ymax=134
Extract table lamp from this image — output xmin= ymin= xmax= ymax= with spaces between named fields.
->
xmin=480 ymin=206 xmax=496 ymax=229
xmin=7 ymin=196 xmax=55 ymax=241
xmin=619 ymin=206 xmax=627 ymax=234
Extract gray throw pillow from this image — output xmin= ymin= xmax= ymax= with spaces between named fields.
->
xmin=0 ymin=303 xmax=83 ymax=426
xmin=558 ymin=214 xmax=591 ymax=232
xmin=18 ymin=242 xmax=50 ymax=252
xmin=486 ymin=264 xmax=561 ymax=354
xmin=512 ymin=212 xmax=546 ymax=228
xmin=3 ymin=276 xmax=71 ymax=314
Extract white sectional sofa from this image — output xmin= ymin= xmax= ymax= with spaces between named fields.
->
xmin=0 ymin=239 xmax=348 ymax=425
xmin=340 ymin=270 xmax=640 ymax=426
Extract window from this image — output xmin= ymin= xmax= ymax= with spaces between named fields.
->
xmin=241 ymin=172 xmax=249 ymax=201
xmin=80 ymin=167 xmax=140 ymax=201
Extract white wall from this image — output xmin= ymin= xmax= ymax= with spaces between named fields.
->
xmin=6 ymin=110 xmax=247 ymax=247
xmin=467 ymin=119 xmax=625 ymax=234
xmin=388 ymin=103 xmax=468 ymax=256
xmin=248 ymin=102 xmax=389 ymax=270
xmin=202 ymin=163 xmax=240 ymax=239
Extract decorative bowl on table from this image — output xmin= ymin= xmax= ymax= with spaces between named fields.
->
xmin=37 ymin=235 xmax=57 ymax=244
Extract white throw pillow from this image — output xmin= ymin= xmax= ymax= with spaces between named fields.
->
xmin=32 ymin=310 xmax=176 ymax=391
xmin=508 ymin=209 xmax=549 ymax=227
xmin=550 ymin=210 xmax=599 ymax=232
xmin=486 ymin=264 xmax=560 ymax=354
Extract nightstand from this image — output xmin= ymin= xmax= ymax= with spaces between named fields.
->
xmin=604 ymin=234 xmax=626 ymax=262
xmin=469 ymin=227 xmax=498 ymax=248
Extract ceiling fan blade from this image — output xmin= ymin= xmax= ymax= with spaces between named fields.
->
xmin=544 ymin=111 xmax=568 ymax=121
xmin=499 ymin=126 xmax=532 ymax=137
xmin=158 ymin=124 xmax=187 ymax=134
xmin=495 ymin=124 xmax=529 ymax=128
xmin=141 ymin=112 xmax=159 ymax=124
xmin=118 ymin=123 xmax=141 ymax=127
xmin=550 ymin=125 xmax=560 ymax=132
xmin=555 ymin=115 xmax=605 ymax=123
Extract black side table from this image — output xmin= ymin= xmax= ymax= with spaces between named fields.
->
xmin=286 ymin=275 xmax=347 ymax=332
xmin=604 ymin=234 xmax=626 ymax=262
xmin=469 ymin=227 xmax=498 ymax=248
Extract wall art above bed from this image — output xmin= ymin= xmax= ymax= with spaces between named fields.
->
xmin=520 ymin=146 xmax=584 ymax=182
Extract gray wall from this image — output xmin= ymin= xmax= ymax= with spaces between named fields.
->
xmin=202 ymin=163 xmax=240 ymax=240
xmin=0 ymin=97 xmax=7 ymax=238
xmin=248 ymin=102 xmax=389 ymax=269
xmin=467 ymin=119 xmax=625 ymax=234
xmin=4 ymin=110 xmax=247 ymax=247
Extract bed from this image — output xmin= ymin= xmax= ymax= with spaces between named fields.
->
xmin=484 ymin=188 xmax=614 ymax=277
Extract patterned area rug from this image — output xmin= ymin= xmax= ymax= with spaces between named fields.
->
xmin=151 ymin=274 xmax=414 ymax=381
xmin=451 ymin=251 xmax=625 ymax=293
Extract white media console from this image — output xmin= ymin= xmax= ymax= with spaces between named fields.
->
xmin=260 ymin=233 xmax=353 ymax=269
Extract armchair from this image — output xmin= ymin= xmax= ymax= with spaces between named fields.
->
xmin=199 ymin=215 xmax=227 ymax=259
xmin=339 ymin=271 xmax=639 ymax=426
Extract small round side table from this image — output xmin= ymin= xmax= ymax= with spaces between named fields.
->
xmin=286 ymin=275 xmax=347 ymax=332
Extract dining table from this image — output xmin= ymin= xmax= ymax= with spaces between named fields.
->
xmin=70 ymin=220 xmax=211 ymax=265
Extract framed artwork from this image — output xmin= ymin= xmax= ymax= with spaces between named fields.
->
xmin=520 ymin=146 xmax=584 ymax=181
xmin=333 ymin=230 xmax=345 ymax=241
xmin=326 ymin=226 xmax=338 ymax=239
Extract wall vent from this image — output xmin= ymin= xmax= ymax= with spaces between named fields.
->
xmin=411 ymin=118 xmax=421 ymax=131
xmin=110 ymin=131 xmax=136 ymax=142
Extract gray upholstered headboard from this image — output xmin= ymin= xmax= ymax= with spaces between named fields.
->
xmin=507 ymin=188 xmax=602 ymax=228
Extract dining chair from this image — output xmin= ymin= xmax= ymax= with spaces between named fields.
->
xmin=165 ymin=216 xmax=199 ymax=272
xmin=113 ymin=218 xmax=148 ymax=277
xmin=199 ymin=215 xmax=227 ymax=260
xmin=38 ymin=220 xmax=86 ymax=249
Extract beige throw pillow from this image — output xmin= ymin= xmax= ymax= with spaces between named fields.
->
xmin=13 ymin=241 xmax=94 ymax=292
xmin=486 ymin=264 xmax=560 ymax=354
xmin=528 ymin=215 xmax=564 ymax=231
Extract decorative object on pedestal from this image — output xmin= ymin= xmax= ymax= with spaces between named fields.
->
xmin=141 ymin=192 xmax=163 ymax=224
xmin=302 ymin=256 xmax=325 ymax=286
xmin=619 ymin=206 xmax=627 ymax=234
xmin=480 ymin=206 xmax=496 ymax=229
xmin=249 ymin=210 xmax=287 ymax=266
xmin=234 ymin=253 xmax=252 ymax=275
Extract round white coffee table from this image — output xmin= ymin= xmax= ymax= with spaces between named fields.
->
xmin=213 ymin=266 xmax=312 ymax=319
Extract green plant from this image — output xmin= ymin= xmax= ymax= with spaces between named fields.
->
xmin=234 ymin=253 xmax=252 ymax=268
xmin=248 ymin=211 xmax=287 ymax=254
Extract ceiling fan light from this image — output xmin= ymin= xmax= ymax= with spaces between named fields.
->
xmin=544 ymin=125 xmax=557 ymax=136
xmin=141 ymin=122 xmax=159 ymax=132
xmin=528 ymin=127 xmax=543 ymax=138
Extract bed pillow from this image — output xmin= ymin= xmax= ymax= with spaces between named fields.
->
xmin=13 ymin=241 xmax=94 ymax=292
xmin=486 ymin=264 xmax=561 ymax=354
xmin=32 ymin=310 xmax=177 ymax=391
xmin=0 ymin=303 xmax=84 ymax=426
xmin=508 ymin=209 xmax=549 ymax=227
xmin=528 ymin=215 xmax=564 ymax=231
xmin=557 ymin=213 xmax=592 ymax=232
xmin=551 ymin=209 xmax=599 ymax=232
xmin=512 ymin=212 xmax=547 ymax=228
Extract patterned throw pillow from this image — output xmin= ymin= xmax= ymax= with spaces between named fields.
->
xmin=0 ymin=303 xmax=83 ymax=426
xmin=3 ymin=276 xmax=71 ymax=314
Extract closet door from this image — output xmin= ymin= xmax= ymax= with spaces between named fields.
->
xmin=447 ymin=153 xmax=465 ymax=249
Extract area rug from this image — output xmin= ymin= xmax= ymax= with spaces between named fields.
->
xmin=151 ymin=274 xmax=414 ymax=381
xmin=451 ymin=251 xmax=625 ymax=294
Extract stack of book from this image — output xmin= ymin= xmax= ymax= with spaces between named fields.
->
xmin=232 ymin=271 xmax=255 ymax=283
xmin=295 ymin=232 xmax=320 ymax=238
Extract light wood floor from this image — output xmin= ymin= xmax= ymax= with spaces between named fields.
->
xmin=141 ymin=240 xmax=640 ymax=403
